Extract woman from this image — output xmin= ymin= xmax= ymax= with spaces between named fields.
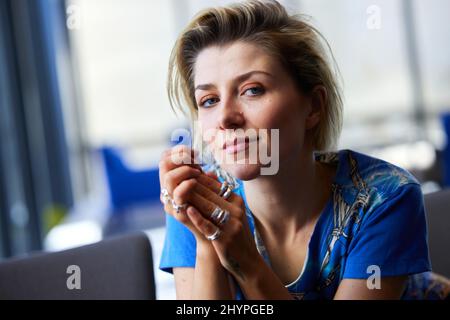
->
xmin=158 ymin=0 xmax=438 ymax=300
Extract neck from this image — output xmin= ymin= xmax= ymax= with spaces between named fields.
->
xmin=243 ymin=145 xmax=333 ymax=242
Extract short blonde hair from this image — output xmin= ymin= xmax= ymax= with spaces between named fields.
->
xmin=168 ymin=0 xmax=343 ymax=151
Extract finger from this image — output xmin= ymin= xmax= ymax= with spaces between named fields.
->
xmin=196 ymin=174 xmax=239 ymax=204
xmin=163 ymin=165 xmax=201 ymax=195
xmin=186 ymin=205 xmax=221 ymax=240
xmin=159 ymin=147 xmax=194 ymax=167
xmin=170 ymin=145 xmax=201 ymax=166
xmin=189 ymin=190 xmax=235 ymax=221
xmin=161 ymin=145 xmax=201 ymax=169
xmin=193 ymin=180 xmax=233 ymax=208
xmin=163 ymin=201 xmax=189 ymax=225
xmin=172 ymin=178 xmax=197 ymax=212
xmin=159 ymin=152 xmax=198 ymax=175
xmin=161 ymin=182 xmax=190 ymax=222
xmin=171 ymin=144 xmax=198 ymax=156
xmin=196 ymin=173 xmax=221 ymax=193
xmin=204 ymin=171 xmax=218 ymax=180
xmin=159 ymin=147 xmax=202 ymax=187
xmin=163 ymin=179 xmax=195 ymax=226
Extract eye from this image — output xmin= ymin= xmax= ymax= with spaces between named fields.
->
xmin=243 ymin=86 xmax=265 ymax=96
xmin=199 ymin=97 xmax=219 ymax=108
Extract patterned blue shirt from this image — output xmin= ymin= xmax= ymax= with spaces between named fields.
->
xmin=160 ymin=149 xmax=433 ymax=299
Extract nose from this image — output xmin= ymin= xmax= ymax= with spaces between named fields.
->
xmin=218 ymin=97 xmax=245 ymax=130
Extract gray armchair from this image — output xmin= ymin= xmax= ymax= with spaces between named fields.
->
xmin=0 ymin=232 xmax=155 ymax=300
xmin=424 ymin=188 xmax=450 ymax=278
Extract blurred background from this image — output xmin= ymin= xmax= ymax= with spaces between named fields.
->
xmin=0 ymin=0 xmax=449 ymax=299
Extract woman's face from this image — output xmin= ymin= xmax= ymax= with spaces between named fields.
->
xmin=193 ymin=41 xmax=316 ymax=180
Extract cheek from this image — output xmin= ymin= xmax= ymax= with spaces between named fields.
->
xmin=247 ymin=96 xmax=284 ymax=129
xmin=197 ymin=112 xmax=219 ymax=146
xmin=258 ymin=94 xmax=305 ymax=133
xmin=197 ymin=111 xmax=214 ymax=131
xmin=261 ymin=96 xmax=307 ymax=155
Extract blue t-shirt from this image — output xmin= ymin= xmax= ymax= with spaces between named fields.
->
xmin=159 ymin=149 xmax=433 ymax=299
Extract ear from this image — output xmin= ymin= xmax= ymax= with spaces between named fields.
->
xmin=305 ymin=85 xmax=327 ymax=130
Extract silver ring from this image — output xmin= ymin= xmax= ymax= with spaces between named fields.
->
xmin=172 ymin=200 xmax=187 ymax=214
xmin=210 ymin=206 xmax=223 ymax=222
xmin=222 ymin=187 xmax=233 ymax=200
xmin=210 ymin=207 xmax=230 ymax=226
xmin=217 ymin=210 xmax=230 ymax=226
xmin=218 ymin=181 xmax=229 ymax=197
xmin=160 ymin=188 xmax=171 ymax=205
xmin=205 ymin=228 xmax=221 ymax=241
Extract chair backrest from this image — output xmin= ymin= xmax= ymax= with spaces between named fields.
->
xmin=0 ymin=232 xmax=156 ymax=300
xmin=424 ymin=188 xmax=450 ymax=278
xmin=101 ymin=146 xmax=160 ymax=210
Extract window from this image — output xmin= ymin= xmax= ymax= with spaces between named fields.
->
xmin=67 ymin=0 xmax=185 ymax=149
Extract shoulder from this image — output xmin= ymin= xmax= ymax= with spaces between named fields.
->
xmin=318 ymin=149 xmax=422 ymax=214
xmin=325 ymin=151 xmax=430 ymax=279
xmin=343 ymin=149 xmax=419 ymax=188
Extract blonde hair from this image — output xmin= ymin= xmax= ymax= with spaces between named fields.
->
xmin=167 ymin=0 xmax=343 ymax=151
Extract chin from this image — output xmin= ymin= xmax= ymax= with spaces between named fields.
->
xmin=221 ymin=163 xmax=262 ymax=181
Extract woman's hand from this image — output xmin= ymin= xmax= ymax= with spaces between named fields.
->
xmin=180 ymin=176 xmax=295 ymax=299
xmin=160 ymin=145 xmax=238 ymax=299
xmin=158 ymin=145 xmax=206 ymax=240
xmin=179 ymin=172 xmax=262 ymax=282
xmin=159 ymin=145 xmax=226 ymax=245
xmin=159 ymin=145 xmax=262 ymax=280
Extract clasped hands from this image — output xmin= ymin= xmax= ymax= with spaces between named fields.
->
xmin=159 ymin=145 xmax=261 ymax=281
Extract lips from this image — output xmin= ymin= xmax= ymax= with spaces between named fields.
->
xmin=222 ymin=136 xmax=258 ymax=154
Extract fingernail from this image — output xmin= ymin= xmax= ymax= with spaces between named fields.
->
xmin=187 ymin=206 xmax=197 ymax=216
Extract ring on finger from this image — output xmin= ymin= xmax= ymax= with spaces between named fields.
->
xmin=218 ymin=181 xmax=229 ymax=197
xmin=172 ymin=200 xmax=187 ymax=214
xmin=210 ymin=206 xmax=230 ymax=226
xmin=205 ymin=228 xmax=221 ymax=241
xmin=217 ymin=210 xmax=230 ymax=225
xmin=222 ymin=187 xmax=233 ymax=200
xmin=160 ymin=188 xmax=171 ymax=205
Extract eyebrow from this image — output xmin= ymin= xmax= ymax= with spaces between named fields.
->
xmin=194 ymin=70 xmax=273 ymax=91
